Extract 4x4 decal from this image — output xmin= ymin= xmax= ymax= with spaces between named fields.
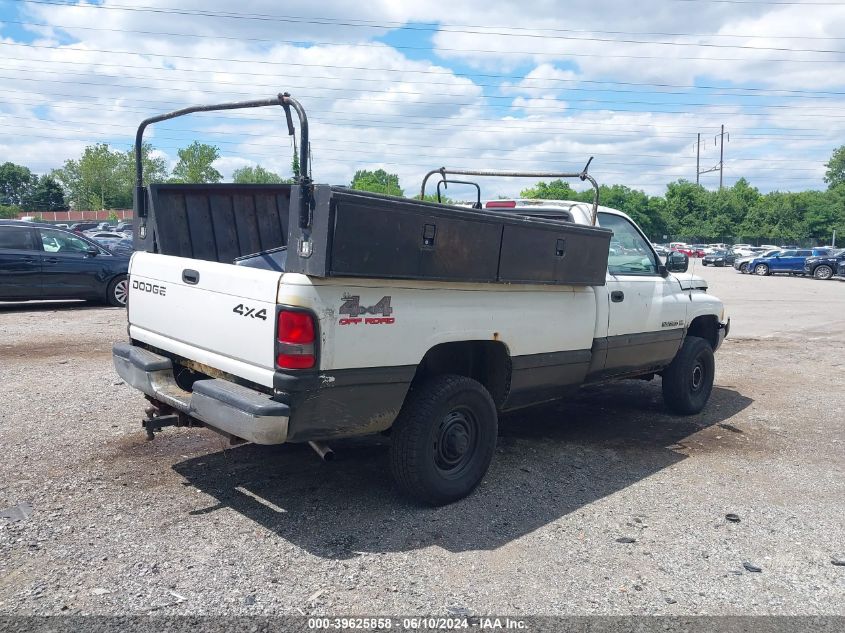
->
xmin=338 ymin=294 xmax=395 ymax=325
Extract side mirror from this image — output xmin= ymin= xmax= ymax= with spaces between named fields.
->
xmin=666 ymin=251 xmax=689 ymax=273
xmin=86 ymin=246 xmax=99 ymax=257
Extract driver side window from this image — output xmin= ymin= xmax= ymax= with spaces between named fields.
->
xmin=597 ymin=212 xmax=658 ymax=276
xmin=39 ymin=228 xmax=95 ymax=254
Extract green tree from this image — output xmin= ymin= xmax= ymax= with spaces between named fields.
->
xmin=170 ymin=142 xmax=222 ymax=184
xmin=0 ymin=162 xmax=36 ymax=207
xmin=350 ymin=169 xmax=403 ymax=196
xmin=232 ymin=165 xmax=284 ymax=184
xmin=118 ymin=142 xmax=168 ymax=190
xmin=520 ymin=179 xmax=580 ymax=200
xmin=52 ymin=144 xmax=130 ymax=209
xmin=291 ymin=150 xmax=300 ymax=180
xmin=22 ymin=175 xmax=67 ymax=211
xmin=824 ymin=146 xmax=845 ymax=189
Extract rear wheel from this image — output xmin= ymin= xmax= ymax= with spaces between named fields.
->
xmin=813 ymin=265 xmax=833 ymax=280
xmin=754 ymin=264 xmax=769 ymax=276
xmin=739 ymin=262 xmax=748 ymax=273
xmin=662 ymin=336 xmax=715 ymax=415
xmin=107 ymin=275 xmax=128 ymax=307
xmin=390 ymin=375 xmax=497 ymax=506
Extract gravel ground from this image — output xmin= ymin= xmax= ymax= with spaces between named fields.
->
xmin=1 ymin=265 xmax=843 ymax=616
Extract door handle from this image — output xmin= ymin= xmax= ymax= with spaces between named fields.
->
xmin=44 ymin=257 xmax=59 ymax=264
xmin=611 ymin=290 xmax=625 ymax=303
xmin=182 ymin=269 xmax=200 ymax=285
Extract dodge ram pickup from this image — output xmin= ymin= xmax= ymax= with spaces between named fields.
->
xmin=114 ymin=94 xmax=729 ymax=505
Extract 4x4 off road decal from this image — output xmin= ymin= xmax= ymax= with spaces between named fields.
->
xmin=338 ymin=294 xmax=395 ymax=325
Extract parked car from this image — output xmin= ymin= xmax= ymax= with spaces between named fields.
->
xmin=672 ymin=244 xmax=705 ymax=258
xmin=838 ymin=260 xmax=845 ymax=278
xmin=106 ymin=237 xmax=134 ymax=257
xmin=68 ymin=222 xmax=99 ymax=234
xmin=114 ymin=222 xmax=133 ymax=234
xmin=748 ymin=248 xmax=830 ymax=276
xmin=702 ymin=249 xmax=737 ymax=267
xmin=803 ymin=249 xmax=845 ymax=280
xmin=87 ymin=231 xmax=130 ymax=250
xmin=734 ymin=249 xmax=780 ymax=273
xmin=0 ymin=220 xmax=130 ymax=306
xmin=652 ymin=243 xmax=670 ymax=257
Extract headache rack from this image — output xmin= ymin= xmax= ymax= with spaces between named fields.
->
xmin=132 ymin=93 xmax=612 ymax=286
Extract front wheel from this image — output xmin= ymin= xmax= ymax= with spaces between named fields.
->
xmin=813 ymin=265 xmax=833 ymax=280
xmin=662 ymin=336 xmax=715 ymax=415
xmin=390 ymin=375 xmax=498 ymax=505
xmin=754 ymin=264 xmax=769 ymax=276
xmin=739 ymin=262 xmax=749 ymax=273
xmin=106 ymin=275 xmax=128 ymax=307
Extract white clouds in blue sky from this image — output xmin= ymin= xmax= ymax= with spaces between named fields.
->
xmin=1 ymin=0 xmax=844 ymax=197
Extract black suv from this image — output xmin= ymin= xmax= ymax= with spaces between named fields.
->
xmin=0 ymin=220 xmax=130 ymax=306
xmin=803 ymin=249 xmax=845 ymax=280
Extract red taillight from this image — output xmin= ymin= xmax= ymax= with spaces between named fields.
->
xmin=276 ymin=310 xmax=316 ymax=369
xmin=486 ymin=200 xmax=516 ymax=208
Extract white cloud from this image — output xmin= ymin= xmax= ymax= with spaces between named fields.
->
xmin=1 ymin=0 xmax=843 ymax=197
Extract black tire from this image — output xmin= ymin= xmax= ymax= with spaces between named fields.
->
xmin=754 ymin=263 xmax=769 ymax=276
xmin=813 ymin=265 xmax=833 ymax=280
xmin=390 ymin=375 xmax=497 ymax=506
xmin=739 ymin=262 xmax=748 ymax=273
xmin=662 ymin=336 xmax=715 ymax=415
xmin=106 ymin=275 xmax=128 ymax=307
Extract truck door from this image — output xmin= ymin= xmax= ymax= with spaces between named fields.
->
xmin=596 ymin=212 xmax=687 ymax=377
xmin=0 ymin=225 xmax=41 ymax=300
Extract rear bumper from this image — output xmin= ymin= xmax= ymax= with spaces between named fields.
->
xmin=113 ymin=342 xmax=289 ymax=444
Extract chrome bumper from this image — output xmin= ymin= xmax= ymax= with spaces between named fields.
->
xmin=113 ymin=342 xmax=289 ymax=444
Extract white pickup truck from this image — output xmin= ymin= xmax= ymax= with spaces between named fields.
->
xmin=113 ymin=95 xmax=729 ymax=505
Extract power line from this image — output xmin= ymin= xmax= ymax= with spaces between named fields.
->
xmin=1 ymin=92 xmax=836 ymax=141
xmin=2 ymin=39 xmax=842 ymax=67
xmin=8 ymin=18 xmax=845 ymax=55
xmin=0 ymin=110 xmax=824 ymax=164
xmin=14 ymin=0 xmax=845 ymax=41
xmin=4 ymin=52 xmax=845 ymax=99
xmin=5 ymin=70 xmax=845 ymax=117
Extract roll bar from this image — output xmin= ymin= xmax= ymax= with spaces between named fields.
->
xmin=420 ymin=157 xmax=600 ymax=225
xmin=133 ymin=92 xmax=309 ymax=218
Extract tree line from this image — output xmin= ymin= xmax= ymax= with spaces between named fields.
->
xmin=3 ymin=142 xmax=844 ymax=243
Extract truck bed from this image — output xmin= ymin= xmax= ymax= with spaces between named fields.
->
xmin=136 ymin=184 xmax=612 ymax=287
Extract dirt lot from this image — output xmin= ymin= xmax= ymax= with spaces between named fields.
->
xmin=1 ymin=265 xmax=843 ymax=616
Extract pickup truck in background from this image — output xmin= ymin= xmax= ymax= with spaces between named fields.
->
xmin=113 ymin=94 xmax=729 ymax=505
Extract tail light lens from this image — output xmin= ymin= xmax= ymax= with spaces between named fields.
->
xmin=276 ymin=310 xmax=316 ymax=369
xmin=486 ymin=200 xmax=516 ymax=208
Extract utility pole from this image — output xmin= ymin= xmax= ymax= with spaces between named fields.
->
xmin=694 ymin=126 xmax=729 ymax=188
xmin=696 ymin=133 xmax=701 ymax=185
xmin=716 ymin=124 xmax=729 ymax=190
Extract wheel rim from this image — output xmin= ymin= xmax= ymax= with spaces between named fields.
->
xmin=740 ymin=263 xmax=747 ymax=272
xmin=816 ymin=266 xmax=832 ymax=279
xmin=755 ymin=265 xmax=768 ymax=275
xmin=113 ymin=278 xmax=128 ymax=305
xmin=690 ymin=360 xmax=705 ymax=393
xmin=434 ymin=406 xmax=478 ymax=478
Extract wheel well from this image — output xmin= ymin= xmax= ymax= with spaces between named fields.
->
xmin=687 ymin=315 xmax=719 ymax=349
xmin=413 ymin=341 xmax=511 ymax=409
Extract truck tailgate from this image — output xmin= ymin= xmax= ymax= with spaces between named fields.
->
xmin=127 ymin=252 xmax=281 ymax=387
